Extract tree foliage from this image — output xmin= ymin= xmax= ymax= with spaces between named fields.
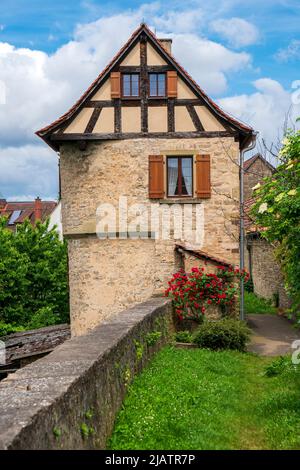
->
xmin=251 ymin=128 xmax=300 ymax=313
xmin=0 ymin=218 xmax=69 ymax=334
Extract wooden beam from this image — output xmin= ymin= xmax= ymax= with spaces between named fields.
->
xmin=51 ymin=130 xmax=236 ymax=141
xmin=140 ymin=35 xmax=148 ymax=133
xmin=85 ymin=99 xmax=205 ymax=108
xmin=186 ymin=104 xmax=204 ymax=131
xmin=119 ymin=65 xmax=172 ymax=73
xmin=168 ymin=99 xmax=175 ymax=132
xmin=114 ymin=98 xmax=121 ymax=133
xmin=84 ymin=107 xmax=102 ymax=133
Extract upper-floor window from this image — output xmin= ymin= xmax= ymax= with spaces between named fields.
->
xmin=149 ymin=73 xmax=166 ymax=97
xmin=167 ymin=156 xmax=193 ymax=197
xmin=122 ymin=73 xmax=140 ymax=97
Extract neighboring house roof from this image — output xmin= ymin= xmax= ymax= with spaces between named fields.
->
xmin=175 ymin=242 xmax=232 ymax=267
xmin=36 ymin=23 xmax=254 ymax=150
xmin=244 ymin=153 xmax=275 ymax=172
xmin=0 ymin=199 xmax=57 ymax=229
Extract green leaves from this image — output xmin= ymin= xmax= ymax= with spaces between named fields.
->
xmin=251 ymin=128 xmax=300 ymax=314
xmin=0 ymin=218 xmax=69 ymax=332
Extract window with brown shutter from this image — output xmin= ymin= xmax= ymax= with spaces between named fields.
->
xmin=195 ymin=154 xmax=211 ymax=198
xmin=167 ymin=71 xmax=177 ymax=98
xmin=110 ymin=72 xmax=121 ymax=98
xmin=149 ymin=155 xmax=165 ymax=199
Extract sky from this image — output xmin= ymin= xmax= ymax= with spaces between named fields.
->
xmin=0 ymin=0 xmax=300 ymax=200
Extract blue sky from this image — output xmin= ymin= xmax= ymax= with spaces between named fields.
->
xmin=0 ymin=0 xmax=299 ymax=199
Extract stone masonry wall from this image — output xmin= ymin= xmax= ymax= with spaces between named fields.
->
xmin=0 ymin=298 xmax=172 ymax=450
xmin=244 ymin=158 xmax=273 ymax=200
xmin=60 ymin=137 xmax=240 ymax=335
xmin=246 ymin=237 xmax=290 ymax=308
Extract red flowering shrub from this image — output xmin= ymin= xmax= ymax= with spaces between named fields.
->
xmin=165 ymin=265 xmax=249 ymax=321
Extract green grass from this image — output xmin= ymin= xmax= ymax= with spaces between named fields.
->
xmin=109 ymin=347 xmax=300 ymax=450
xmin=245 ymin=291 xmax=277 ymax=314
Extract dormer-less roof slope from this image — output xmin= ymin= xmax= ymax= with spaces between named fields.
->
xmin=244 ymin=153 xmax=275 ymax=172
xmin=36 ymin=23 xmax=255 ymax=150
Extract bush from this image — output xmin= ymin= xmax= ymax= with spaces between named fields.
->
xmin=165 ymin=266 xmax=249 ymax=322
xmin=245 ymin=276 xmax=254 ymax=293
xmin=0 ymin=321 xmax=24 ymax=337
xmin=193 ymin=319 xmax=251 ymax=351
xmin=0 ymin=217 xmax=69 ymax=331
xmin=174 ymin=330 xmax=193 ymax=343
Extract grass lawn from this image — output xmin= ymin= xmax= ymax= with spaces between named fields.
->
xmin=109 ymin=347 xmax=300 ymax=450
xmin=245 ymin=291 xmax=277 ymax=315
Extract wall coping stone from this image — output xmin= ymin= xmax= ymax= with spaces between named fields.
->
xmin=0 ymin=297 xmax=172 ymax=449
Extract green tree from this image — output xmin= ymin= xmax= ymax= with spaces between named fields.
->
xmin=251 ymin=128 xmax=300 ymax=315
xmin=0 ymin=218 xmax=69 ymax=333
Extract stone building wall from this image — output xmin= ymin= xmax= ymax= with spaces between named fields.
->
xmin=60 ymin=137 xmax=240 ymax=335
xmin=244 ymin=158 xmax=273 ymax=200
xmin=245 ymin=237 xmax=290 ymax=309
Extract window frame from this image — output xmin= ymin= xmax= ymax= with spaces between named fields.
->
xmin=166 ymin=156 xmax=193 ymax=198
xmin=121 ymin=73 xmax=140 ymax=98
xmin=148 ymin=73 xmax=166 ymax=98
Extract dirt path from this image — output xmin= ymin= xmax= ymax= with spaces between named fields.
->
xmin=246 ymin=314 xmax=300 ymax=356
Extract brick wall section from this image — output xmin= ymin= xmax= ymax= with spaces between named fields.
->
xmin=60 ymin=137 xmax=240 ymax=335
xmin=0 ymin=298 xmax=172 ymax=450
xmin=244 ymin=158 xmax=273 ymax=200
xmin=245 ymin=237 xmax=290 ymax=308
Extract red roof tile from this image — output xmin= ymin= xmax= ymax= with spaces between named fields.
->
xmin=175 ymin=242 xmax=233 ymax=267
xmin=0 ymin=200 xmax=57 ymax=229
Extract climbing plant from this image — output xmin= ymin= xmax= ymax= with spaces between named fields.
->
xmin=251 ymin=127 xmax=300 ymax=317
xmin=165 ymin=266 xmax=249 ymax=321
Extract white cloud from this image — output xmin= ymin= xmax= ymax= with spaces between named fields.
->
xmin=218 ymin=78 xmax=300 ymax=145
xmin=152 ymin=9 xmax=204 ymax=33
xmin=211 ymin=17 xmax=259 ymax=48
xmin=275 ymin=39 xmax=300 ymax=62
xmin=172 ymin=33 xmax=251 ymax=95
xmin=0 ymin=145 xmax=58 ymax=199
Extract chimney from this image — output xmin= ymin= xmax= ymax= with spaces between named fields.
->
xmin=0 ymin=198 xmax=7 ymax=211
xmin=34 ymin=197 xmax=42 ymax=222
xmin=159 ymin=38 xmax=172 ymax=54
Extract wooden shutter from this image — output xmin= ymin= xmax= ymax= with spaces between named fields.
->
xmin=111 ymin=72 xmax=121 ymax=98
xmin=196 ymin=154 xmax=211 ymax=198
xmin=149 ymin=155 xmax=165 ymax=199
xmin=167 ymin=71 xmax=177 ymax=98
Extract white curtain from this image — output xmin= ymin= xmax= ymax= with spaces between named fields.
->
xmin=168 ymin=159 xmax=178 ymax=196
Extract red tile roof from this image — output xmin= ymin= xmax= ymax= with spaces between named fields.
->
xmin=175 ymin=242 xmax=233 ymax=267
xmin=0 ymin=200 xmax=57 ymax=229
xmin=36 ymin=23 xmax=254 ymax=144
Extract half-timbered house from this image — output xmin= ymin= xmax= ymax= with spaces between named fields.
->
xmin=37 ymin=24 xmax=256 ymax=335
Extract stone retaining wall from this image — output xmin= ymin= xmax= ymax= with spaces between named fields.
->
xmin=0 ymin=298 xmax=172 ymax=450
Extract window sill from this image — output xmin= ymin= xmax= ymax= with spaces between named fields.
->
xmin=158 ymin=198 xmax=203 ymax=204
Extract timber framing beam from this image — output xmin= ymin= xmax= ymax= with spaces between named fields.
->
xmin=51 ymin=130 xmax=237 ymax=142
xmin=85 ymin=99 xmax=205 ymax=108
xmin=186 ymin=104 xmax=204 ymax=131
